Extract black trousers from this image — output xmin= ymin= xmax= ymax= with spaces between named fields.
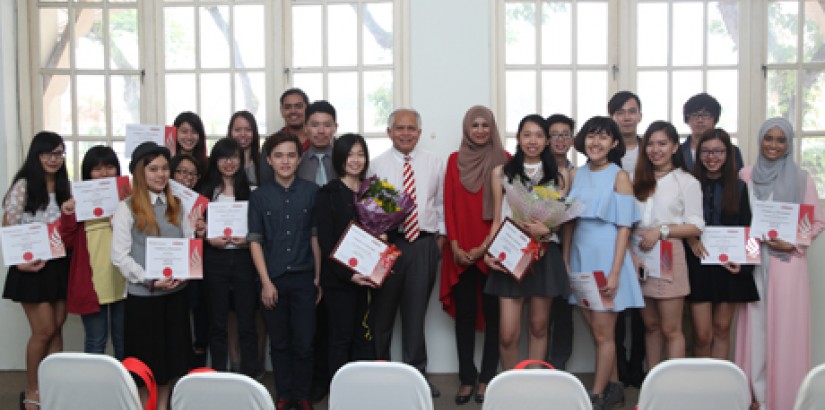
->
xmin=547 ymin=295 xmax=573 ymax=369
xmin=324 ymin=285 xmax=375 ymax=378
xmin=615 ymin=308 xmax=646 ymax=377
xmin=453 ymin=264 xmax=499 ymax=385
xmin=204 ymin=247 xmax=259 ymax=376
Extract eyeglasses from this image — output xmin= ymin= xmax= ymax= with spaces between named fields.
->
xmin=549 ymin=133 xmax=572 ymax=140
xmin=39 ymin=150 xmax=66 ymax=161
xmin=689 ymin=111 xmax=713 ymax=121
xmin=218 ymin=156 xmax=241 ymax=164
xmin=699 ymin=148 xmax=726 ymax=157
xmin=174 ymin=169 xmax=198 ymax=178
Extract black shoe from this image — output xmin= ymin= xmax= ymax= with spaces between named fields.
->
xmin=428 ymin=380 xmax=441 ymax=398
xmin=475 ymin=382 xmax=487 ymax=404
xmin=590 ymin=392 xmax=605 ymax=410
xmin=454 ymin=384 xmax=474 ymax=405
xmin=603 ymin=382 xmax=625 ymax=408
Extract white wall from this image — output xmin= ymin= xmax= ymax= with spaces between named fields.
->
xmin=0 ymin=0 xmax=824 ymax=374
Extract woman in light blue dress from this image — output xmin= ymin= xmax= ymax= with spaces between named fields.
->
xmin=564 ymin=117 xmax=644 ymax=410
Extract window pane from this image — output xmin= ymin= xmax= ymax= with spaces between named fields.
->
xmin=75 ymin=8 xmax=104 ymax=70
xmin=165 ymin=7 xmax=196 ymax=69
xmin=328 ymin=5 xmax=357 ymax=67
xmin=109 ymin=8 xmax=139 ymax=69
xmin=235 ymin=72 xmax=266 ymax=127
xmin=363 ymin=70 xmax=393 ymax=134
xmin=800 ymin=137 xmax=825 ymax=197
xmin=541 ymin=2 xmax=572 ymax=65
xmin=292 ymin=5 xmax=323 ymax=67
xmin=40 ymin=8 xmax=70 ymax=69
xmin=42 ymin=74 xmax=73 ymax=136
xmin=802 ymin=69 xmax=825 ymax=131
xmin=200 ymin=73 xmax=231 ymax=135
xmin=165 ymin=73 xmax=196 ymax=125
xmin=766 ymin=69 xmax=796 ymax=119
xmin=672 ymin=2 xmax=703 ymax=66
xmin=293 ymin=72 xmax=324 ymax=103
xmin=234 ymin=5 xmax=265 ymax=69
xmin=707 ymin=1 xmax=739 ymax=65
xmin=65 ymin=141 xmax=77 ymax=181
xmin=505 ymin=2 xmax=537 ymax=65
xmin=77 ymin=75 xmax=106 ymax=136
xmin=366 ymin=138 xmax=393 ymax=159
xmin=576 ymin=2 xmax=607 ymax=65
xmin=707 ymin=70 xmax=738 ymax=132
xmin=111 ymin=75 xmax=140 ymax=136
xmin=200 ymin=6 xmax=230 ymax=69
xmin=329 ymin=72 xmax=358 ymax=134
xmin=576 ymin=71 xmax=607 ymax=122
xmin=541 ymin=71 xmax=572 ymax=118
xmin=112 ymin=141 xmax=129 ymax=175
xmin=671 ymin=70 xmax=703 ymax=134
xmin=637 ymin=3 xmax=668 ymax=66
xmin=637 ymin=70 xmax=669 ymax=133
xmin=363 ymin=3 xmax=393 ymax=65
xmin=767 ymin=2 xmax=799 ymax=64
xmin=803 ymin=1 xmax=825 ymax=62
xmin=505 ymin=71 xmax=537 ymax=133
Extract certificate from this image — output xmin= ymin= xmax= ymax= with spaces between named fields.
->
xmin=1 ymin=222 xmax=66 ymax=266
xmin=330 ymin=221 xmax=401 ymax=286
xmin=71 ymin=176 xmax=131 ymax=221
xmin=700 ymin=227 xmax=760 ymax=265
xmin=569 ymin=271 xmax=615 ymax=311
xmin=125 ymin=124 xmax=166 ymax=157
xmin=169 ymin=180 xmax=209 ymax=226
xmin=750 ymin=200 xmax=815 ymax=246
xmin=207 ymin=201 xmax=249 ymax=238
xmin=630 ymin=235 xmax=673 ymax=281
xmin=486 ymin=217 xmax=542 ymax=281
xmin=144 ymin=237 xmax=203 ymax=279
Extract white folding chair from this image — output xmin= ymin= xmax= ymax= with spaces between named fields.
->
xmin=38 ymin=352 xmax=143 ymax=410
xmin=171 ymin=371 xmax=274 ymax=410
xmin=793 ymin=363 xmax=825 ymax=410
xmin=483 ymin=368 xmax=591 ymax=410
xmin=329 ymin=361 xmax=433 ymax=410
xmin=637 ymin=358 xmax=751 ymax=410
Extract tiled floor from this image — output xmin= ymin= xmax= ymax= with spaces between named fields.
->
xmin=0 ymin=370 xmax=639 ymax=409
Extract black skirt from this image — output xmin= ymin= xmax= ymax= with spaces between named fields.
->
xmin=484 ymin=242 xmax=569 ymax=298
xmin=124 ymin=289 xmax=192 ymax=385
xmin=2 ymin=257 xmax=69 ymax=303
xmin=685 ymin=248 xmax=760 ymax=303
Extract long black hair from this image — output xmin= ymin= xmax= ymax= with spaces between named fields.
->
xmin=574 ymin=116 xmax=625 ymax=167
xmin=173 ymin=111 xmax=208 ymax=169
xmin=226 ymin=110 xmax=261 ymax=186
xmin=5 ymin=131 xmax=71 ymax=214
xmin=502 ymin=114 xmax=559 ymax=186
xmin=332 ymin=133 xmax=370 ymax=180
xmin=199 ymin=137 xmax=251 ymax=201
xmin=81 ymin=145 xmax=121 ymax=181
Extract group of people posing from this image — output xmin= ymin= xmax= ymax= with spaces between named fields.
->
xmin=2 ymin=88 xmax=823 ymax=410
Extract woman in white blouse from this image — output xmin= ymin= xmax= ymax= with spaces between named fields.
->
xmin=632 ymin=121 xmax=704 ymax=370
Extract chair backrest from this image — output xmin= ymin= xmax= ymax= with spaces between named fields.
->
xmin=793 ymin=363 xmax=825 ymax=410
xmin=483 ymin=368 xmax=591 ymax=410
xmin=39 ymin=352 xmax=143 ymax=410
xmin=329 ymin=361 xmax=434 ymax=410
xmin=637 ymin=358 xmax=751 ymax=410
xmin=171 ymin=372 xmax=274 ymax=410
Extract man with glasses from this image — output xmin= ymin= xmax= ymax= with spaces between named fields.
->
xmin=607 ymin=91 xmax=647 ymax=388
xmin=682 ymin=93 xmax=744 ymax=171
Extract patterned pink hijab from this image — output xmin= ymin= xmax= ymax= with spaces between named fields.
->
xmin=458 ymin=106 xmax=508 ymax=220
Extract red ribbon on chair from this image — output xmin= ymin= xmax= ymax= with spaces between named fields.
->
xmin=514 ymin=359 xmax=555 ymax=370
xmin=521 ymin=239 xmax=543 ymax=261
xmin=187 ymin=367 xmax=217 ymax=375
xmin=122 ymin=357 xmax=157 ymax=410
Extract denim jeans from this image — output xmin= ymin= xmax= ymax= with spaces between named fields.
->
xmin=81 ymin=300 xmax=125 ymax=360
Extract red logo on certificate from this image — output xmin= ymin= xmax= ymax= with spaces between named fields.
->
xmin=93 ymin=207 xmax=104 ymax=217
xmin=162 ymin=267 xmax=173 ymax=278
xmin=348 ymin=258 xmax=358 ymax=267
xmin=719 ymin=253 xmax=729 ymax=263
xmin=23 ymin=252 xmax=33 ymax=261
xmin=223 ymin=227 xmax=232 ymax=237
xmin=768 ymin=229 xmax=778 ymax=239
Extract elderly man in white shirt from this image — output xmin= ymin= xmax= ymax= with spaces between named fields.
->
xmin=368 ymin=108 xmax=446 ymax=397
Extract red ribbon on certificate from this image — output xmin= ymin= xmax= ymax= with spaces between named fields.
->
xmin=521 ymin=239 xmax=543 ymax=261
xmin=378 ymin=244 xmax=401 ymax=270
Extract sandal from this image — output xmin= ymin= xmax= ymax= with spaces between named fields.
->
xmin=22 ymin=389 xmax=40 ymax=409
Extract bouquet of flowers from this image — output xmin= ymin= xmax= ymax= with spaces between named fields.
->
xmin=503 ymin=175 xmax=584 ymax=229
xmin=354 ymin=176 xmax=415 ymax=236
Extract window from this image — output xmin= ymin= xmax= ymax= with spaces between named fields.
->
xmin=764 ymin=0 xmax=825 ymax=196
xmin=288 ymin=0 xmax=400 ymax=154
xmin=30 ymin=0 xmax=404 ymax=177
xmin=500 ymin=0 xmax=617 ymax=158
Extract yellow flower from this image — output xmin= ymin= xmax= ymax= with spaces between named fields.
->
xmin=375 ymin=198 xmax=384 ymax=207
xmin=381 ymin=180 xmax=394 ymax=189
xmin=533 ymin=185 xmax=560 ymax=200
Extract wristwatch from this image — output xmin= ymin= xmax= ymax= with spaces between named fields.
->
xmin=659 ymin=224 xmax=670 ymax=240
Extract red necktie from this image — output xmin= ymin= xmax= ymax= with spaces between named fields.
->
xmin=402 ymin=155 xmax=419 ymax=242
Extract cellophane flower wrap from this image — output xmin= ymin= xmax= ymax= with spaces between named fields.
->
xmin=503 ymin=175 xmax=585 ymax=229
xmin=354 ymin=176 xmax=415 ymax=236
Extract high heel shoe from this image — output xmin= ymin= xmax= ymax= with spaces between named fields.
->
xmin=474 ymin=382 xmax=488 ymax=404
xmin=454 ymin=384 xmax=475 ymax=405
